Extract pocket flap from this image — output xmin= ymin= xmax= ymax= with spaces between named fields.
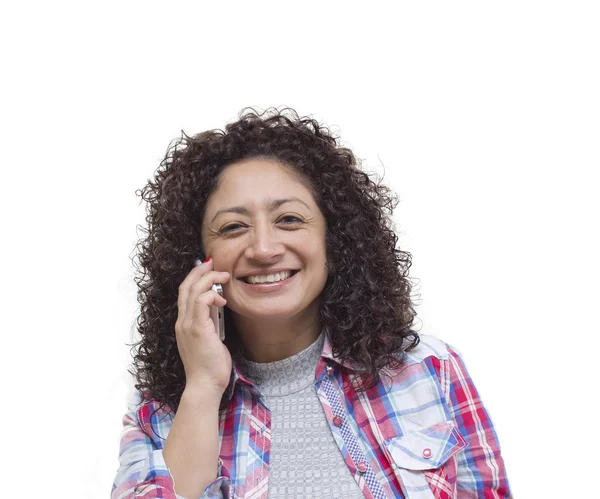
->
xmin=385 ymin=421 xmax=466 ymax=470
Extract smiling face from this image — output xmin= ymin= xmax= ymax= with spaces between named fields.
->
xmin=201 ymin=158 xmax=328 ymax=323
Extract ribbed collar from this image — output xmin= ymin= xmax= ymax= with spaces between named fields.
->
xmin=237 ymin=332 xmax=325 ymax=397
xmin=223 ymin=331 xmax=363 ymax=402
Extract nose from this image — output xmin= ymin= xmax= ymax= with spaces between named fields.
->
xmin=244 ymin=222 xmax=285 ymax=263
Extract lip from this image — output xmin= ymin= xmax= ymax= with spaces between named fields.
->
xmin=237 ymin=270 xmax=299 ymax=293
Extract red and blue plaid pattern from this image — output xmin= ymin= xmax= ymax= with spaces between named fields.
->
xmin=112 ymin=334 xmax=512 ymax=498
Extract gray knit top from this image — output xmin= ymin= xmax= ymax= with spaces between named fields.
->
xmin=239 ymin=333 xmax=365 ymax=498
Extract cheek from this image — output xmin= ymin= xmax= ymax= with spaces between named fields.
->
xmin=303 ymin=239 xmax=328 ymax=271
xmin=296 ymin=226 xmax=327 ymax=254
xmin=311 ymin=232 xmax=328 ymax=261
xmin=206 ymin=241 xmax=240 ymax=269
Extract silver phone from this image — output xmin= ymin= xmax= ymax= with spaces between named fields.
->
xmin=210 ymin=283 xmax=225 ymax=341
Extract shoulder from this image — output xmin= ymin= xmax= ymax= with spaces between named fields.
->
xmin=402 ymin=333 xmax=457 ymax=364
xmin=379 ymin=333 xmax=467 ymax=378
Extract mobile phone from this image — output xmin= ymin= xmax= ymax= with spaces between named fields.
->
xmin=210 ymin=283 xmax=225 ymax=342
xmin=195 ymin=258 xmax=225 ymax=342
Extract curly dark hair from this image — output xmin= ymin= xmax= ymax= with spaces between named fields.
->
xmin=130 ymin=107 xmax=419 ymax=412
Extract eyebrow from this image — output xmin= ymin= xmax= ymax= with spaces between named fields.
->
xmin=210 ymin=197 xmax=311 ymax=224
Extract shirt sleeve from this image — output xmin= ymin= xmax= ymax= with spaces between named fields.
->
xmin=443 ymin=345 xmax=513 ymax=498
xmin=111 ymin=394 xmax=232 ymax=499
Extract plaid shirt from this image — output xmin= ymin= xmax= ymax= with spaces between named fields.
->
xmin=112 ymin=334 xmax=512 ymax=498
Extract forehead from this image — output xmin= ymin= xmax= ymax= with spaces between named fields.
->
xmin=206 ymin=158 xmax=315 ymax=210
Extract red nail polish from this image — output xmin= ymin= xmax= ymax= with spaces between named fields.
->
xmin=203 ymin=257 xmax=211 ymax=263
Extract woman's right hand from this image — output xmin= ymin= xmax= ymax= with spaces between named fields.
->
xmin=175 ymin=258 xmax=232 ymax=395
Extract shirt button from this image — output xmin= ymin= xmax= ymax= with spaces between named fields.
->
xmin=332 ymin=416 xmax=343 ymax=427
xmin=422 ymin=448 xmax=432 ymax=459
xmin=357 ymin=462 xmax=368 ymax=473
xmin=325 ymin=365 xmax=333 ymax=374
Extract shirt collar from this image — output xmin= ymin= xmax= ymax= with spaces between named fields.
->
xmin=223 ymin=333 xmax=362 ymax=402
xmin=319 ymin=332 xmax=363 ymax=371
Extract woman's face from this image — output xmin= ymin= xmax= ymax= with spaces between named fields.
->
xmin=201 ymin=158 xmax=328 ymax=321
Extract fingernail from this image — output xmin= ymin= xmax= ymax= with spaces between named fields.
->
xmin=203 ymin=257 xmax=211 ymax=263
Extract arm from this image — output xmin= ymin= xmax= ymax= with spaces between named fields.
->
xmin=111 ymin=391 xmax=230 ymax=499
xmin=162 ymin=386 xmax=225 ymax=498
xmin=112 ymin=260 xmax=234 ymax=498
xmin=444 ymin=345 xmax=512 ymax=498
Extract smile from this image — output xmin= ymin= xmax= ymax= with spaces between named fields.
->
xmin=238 ymin=270 xmax=299 ymax=292
xmin=242 ymin=270 xmax=297 ymax=284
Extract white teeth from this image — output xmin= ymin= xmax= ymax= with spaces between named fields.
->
xmin=246 ymin=271 xmax=293 ymax=284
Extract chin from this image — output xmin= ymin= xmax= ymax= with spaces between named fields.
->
xmin=242 ymin=307 xmax=300 ymax=320
xmin=230 ymin=301 xmax=312 ymax=321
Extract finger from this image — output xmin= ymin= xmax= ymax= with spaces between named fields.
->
xmin=178 ymin=258 xmax=214 ymax=319
xmin=186 ymin=270 xmax=230 ymax=317
xmin=185 ymin=270 xmax=230 ymax=323
xmin=190 ymin=289 xmax=228 ymax=327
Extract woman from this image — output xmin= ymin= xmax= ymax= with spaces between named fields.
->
xmin=112 ymin=108 xmax=512 ymax=498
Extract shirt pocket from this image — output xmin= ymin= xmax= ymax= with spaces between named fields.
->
xmin=384 ymin=421 xmax=466 ymax=499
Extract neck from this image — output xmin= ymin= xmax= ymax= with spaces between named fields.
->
xmin=231 ymin=301 xmax=321 ymax=363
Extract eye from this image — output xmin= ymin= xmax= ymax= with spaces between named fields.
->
xmin=219 ymin=223 xmax=246 ymax=234
xmin=278 ymin=215 xmax=303 ymax=225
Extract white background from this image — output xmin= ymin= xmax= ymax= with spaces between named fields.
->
xmin=2 ymin=1 xmax=598 ymax=498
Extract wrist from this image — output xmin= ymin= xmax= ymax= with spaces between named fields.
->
xmin=182 ymin=383 xmax=225 ymax=407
